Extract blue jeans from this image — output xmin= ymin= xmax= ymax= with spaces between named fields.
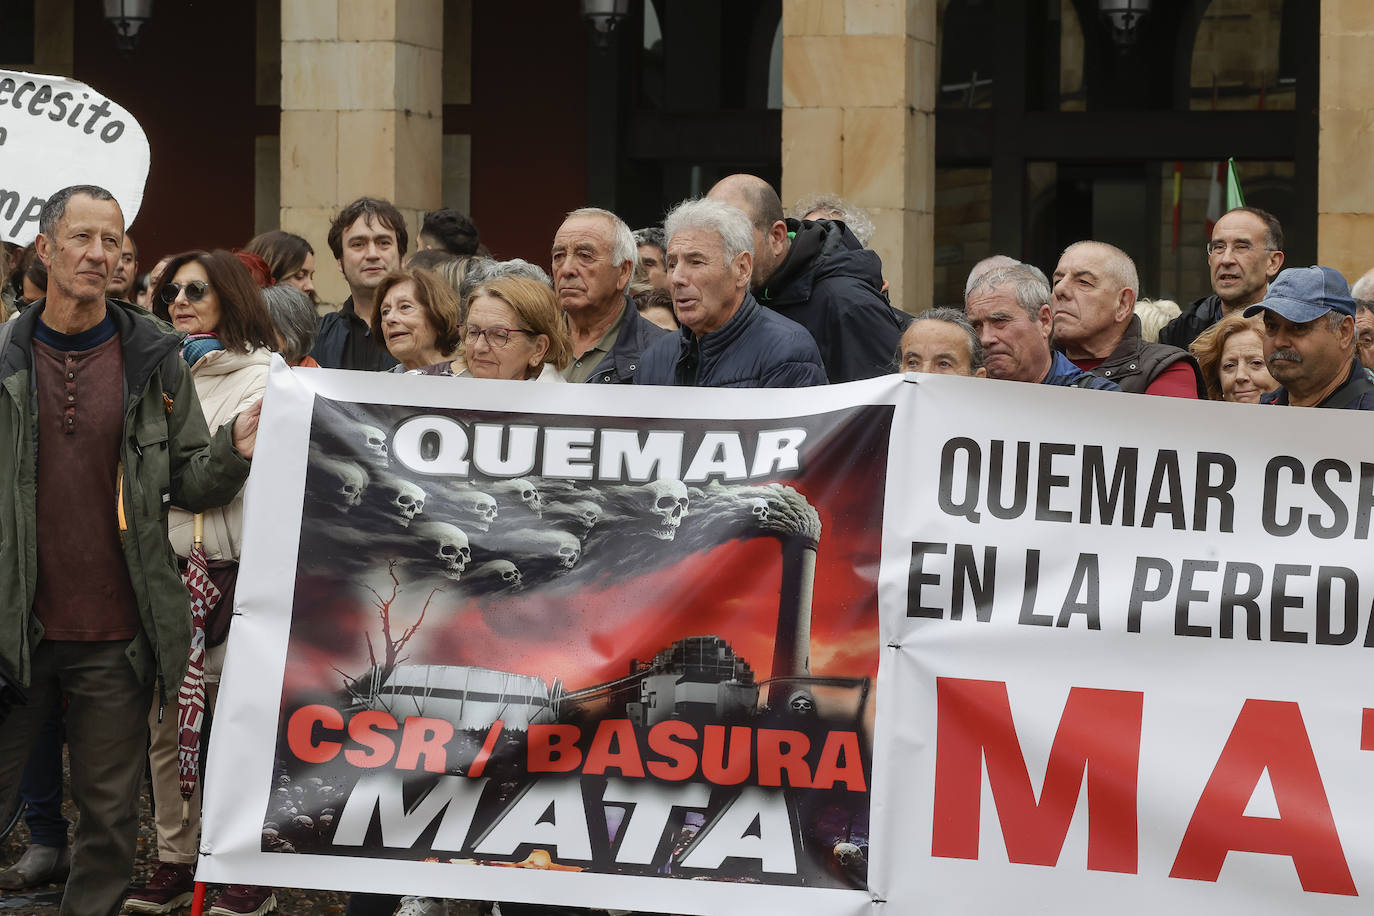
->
xmin=19 ymin=699 xmax=68 ymax=847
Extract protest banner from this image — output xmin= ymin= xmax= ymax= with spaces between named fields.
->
xmin=0 ymin=69 xmax=149 ymax=244
xmin=200 ymin=360 xmax=888 ymax=915
xmin=200 ymin=362 xmax=1374 ymax=914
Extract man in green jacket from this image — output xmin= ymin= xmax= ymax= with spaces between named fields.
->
xmin=0 ymin=185 xmax=260 ymax=916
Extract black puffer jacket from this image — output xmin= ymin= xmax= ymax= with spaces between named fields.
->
xmin=1158 ymin=293 xmax=1223 ymax=350
xmin=635 ymin=292 xmax=827 ymax=388
xmin=758 ymin=219 xmax=910 ymax=383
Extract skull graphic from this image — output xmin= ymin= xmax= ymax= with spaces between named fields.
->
xmin=385 ymin=480 xmax=426 ymax=527
xmin=570 ymin=500 xmax=602 ymax=531
xmin=490 ymin=560 xmax=523 ymax=589
xmin=749 ymin=497 xmax=770 ymax=524
xmin=456 ymin=491 xmax=499 ymax=532
xmin=414 ymin=522 xmax=471 ymax=580
xmin=512 ymin=478 xmax=543 ymax=517
xmin=311 ymin=452 xmax=368 ymax=511
xmin=833 ymin=841 xmax=865 ymax=868
xmin=358 ymin=424 xmax=389 ymax=467
xmin=644 ymin=479 xmax=689 ymax=540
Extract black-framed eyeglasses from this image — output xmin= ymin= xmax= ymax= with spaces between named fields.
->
xmin=160 ymin=280 xmax=211 ymax=304
xmin=461 ymin=325 xmax=533 ymax=349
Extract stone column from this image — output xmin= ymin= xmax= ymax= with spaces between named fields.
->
xmin=1318 ymin=0 xmax=1374 ymax=283
xmin=780 ymin=0 xmax=936 ymax=315
xmin=280 ymin=0 xmax=443 ymax=306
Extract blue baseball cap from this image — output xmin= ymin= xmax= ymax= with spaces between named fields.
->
xmin=1244 ymin=266 xmax=1356 ymax=323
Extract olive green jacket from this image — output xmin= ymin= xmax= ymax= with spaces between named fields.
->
xmin=0 ymin=300 xmax=250 ymax=701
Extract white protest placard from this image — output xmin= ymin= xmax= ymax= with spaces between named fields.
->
xmin=875 ymin=373 xmax=1374 ymax=915
xmin=201 ymin=363 xmax=1374 ymax=914
xmin=0 ymin=69 xmax=149 ymax=244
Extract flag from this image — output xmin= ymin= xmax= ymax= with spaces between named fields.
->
xmin=1205 ymin=158 xmax=1246 ymax=236
xmin=1171 ymin=161 xmax=1182 ymax=251
xmin=1205 ymin=161 xmax=1224 ymax=236
xmin=177 ymin=514 xmax=220 ymax=824
xmin=1225 ymin=157 xmax=1246 ymax=209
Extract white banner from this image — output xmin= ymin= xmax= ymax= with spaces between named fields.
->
xmin=0 ymin=69 xmax=149 ymax=245
xmin=201 ymin=360 xmax=1374 ymax=914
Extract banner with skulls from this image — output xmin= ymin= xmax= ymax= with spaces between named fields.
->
xmin=199 ymin=358 xmax=893 ymax=916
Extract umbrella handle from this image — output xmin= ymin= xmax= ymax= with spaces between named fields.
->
xmin=193 ymin=513 xmax=205 ymax=550
xmin=191 ymin=881 xmax=207 ymax=916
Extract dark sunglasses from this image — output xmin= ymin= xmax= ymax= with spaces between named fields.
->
xmin=160 ymin=280 xmax=211 ymax=304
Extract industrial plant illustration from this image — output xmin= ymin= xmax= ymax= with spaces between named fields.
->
xmin=266 ymin=396 xmax=886 ymax=889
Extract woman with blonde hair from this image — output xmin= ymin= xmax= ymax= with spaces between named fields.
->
xmin=1189 ymin=312 xmax=1278 ymax=403
xmin=458 ymin=275 xmax=571 ymax=381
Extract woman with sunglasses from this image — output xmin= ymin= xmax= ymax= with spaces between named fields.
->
xmin=459 ymin=275 xmax=571 ymax=381
xmin=132 ymin=250 xmax=279 ymax=916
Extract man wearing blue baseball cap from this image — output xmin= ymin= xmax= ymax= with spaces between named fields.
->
xmin=1243 ymin=265 xmax=1374 ymax=409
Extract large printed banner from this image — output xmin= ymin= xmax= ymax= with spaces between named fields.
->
xmin=202 ymin=360 xmax=1374 ymax=914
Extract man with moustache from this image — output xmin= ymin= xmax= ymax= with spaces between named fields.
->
xmin=1244 ymin=266 xmax=1374 ymax=409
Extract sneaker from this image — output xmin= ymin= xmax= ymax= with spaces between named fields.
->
xmin=122 ymin=862 xmax=195 ymax=913
xmin=208 ymin=885 xmax=277 ymax=916
xmin=397 ymin=898 xmax=449 ymax=916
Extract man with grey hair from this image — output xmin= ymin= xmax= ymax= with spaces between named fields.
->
xmin=1355 ymin=298 xmax=1374 ymax=371
xmin=895 ymin=308 xmax=987 ymax=377
xmin=964 ymin=254 xmax=1019 ymax=299
xmin=0 ymin=184 xmax=256 ymax=915
xmin=1352 ymin=268 xmax=1374 ymax=302
xmin=551 ymin=207 xmax=666 ymax=383
xmin=1052 ymin=241 xmax=1204 ymax=397
xmin=791 ymin=192 xmax=875 ymax=247
xmin=636 ymin=198 xmax=826 ymax=388
xmin=707 ymin=174 xmax=907 ymax=383
xmin=965 ymin=263 xmax=1120 ymax=389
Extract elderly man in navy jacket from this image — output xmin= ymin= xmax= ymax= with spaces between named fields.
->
xmin=636 ymin=199 xmax=827 ymax=389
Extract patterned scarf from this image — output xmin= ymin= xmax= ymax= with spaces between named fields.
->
xmin=181 ymin=332 xmax=223 ymax=367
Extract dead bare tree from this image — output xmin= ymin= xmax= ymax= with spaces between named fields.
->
xmin=336 ymin=559 xmax=442 ymax=699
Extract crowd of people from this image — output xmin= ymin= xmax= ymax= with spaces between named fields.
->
xmin=0 ymin=174 xmax=1371 ymax=916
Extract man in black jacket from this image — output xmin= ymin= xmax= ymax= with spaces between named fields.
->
xmin=1159 ymin=207 xmax=1285 ymax=350
xmin=707 ymin=174 xmax=908 ymax=383
xmin=311 ymin=197 xmax=406 ymax=370
xmin=636 ymin=198 xmax=826 ymax=388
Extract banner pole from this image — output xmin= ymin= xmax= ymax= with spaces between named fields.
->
xmin=192 ymin=881 xmax=207 ymax=916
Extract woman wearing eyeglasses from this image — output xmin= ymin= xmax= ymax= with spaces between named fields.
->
xmin=459 ymin=275 xmax=571 ymax=381
xmin=368 ymin=266 xmax=464 ymax=374
xmin=134 ymin=250 xmax=279 ymax=916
